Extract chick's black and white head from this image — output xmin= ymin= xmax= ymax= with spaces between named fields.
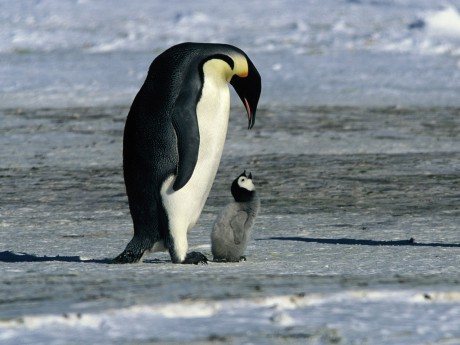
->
xmin=231 ymin=171 xmax=256 ymax=202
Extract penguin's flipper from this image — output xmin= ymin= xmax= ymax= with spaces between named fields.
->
xmin=230 ymin=211 xmax=249 ymax=245
xmin=171 ymin=76 xmax=201 ymax=191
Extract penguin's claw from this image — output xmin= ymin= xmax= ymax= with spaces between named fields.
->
xmin=111 ymin=250 xmax=143 ymax=264
xmin=182 ymin=251 xmax=208 ymax=265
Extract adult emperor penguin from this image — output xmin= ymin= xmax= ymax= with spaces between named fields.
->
xmin=211 ymin=171 xmax=260 ymax=262
xmin=113 ymin=42 xmax=261 ymax=264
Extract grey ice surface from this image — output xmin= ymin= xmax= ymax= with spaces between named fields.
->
xmin=1 ymin=106 xmax=460 ymax=344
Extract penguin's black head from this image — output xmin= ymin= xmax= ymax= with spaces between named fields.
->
xmin=231 ymin=170 xmax=256 ymax=202
xmin=229 ymin=55 xmax=261 ymax=129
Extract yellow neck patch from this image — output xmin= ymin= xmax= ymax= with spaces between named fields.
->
xmin=231 ymin=54 xmax=249 ymax=78
xmin=203 ymin=54 xmax=249 ymax=82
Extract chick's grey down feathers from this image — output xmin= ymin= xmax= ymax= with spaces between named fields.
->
xmin=211 ymin=186 xmax=259 ymax=262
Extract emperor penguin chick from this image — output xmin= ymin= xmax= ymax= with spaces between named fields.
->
xmin=211 ymin=171 xmax=260 ymax=262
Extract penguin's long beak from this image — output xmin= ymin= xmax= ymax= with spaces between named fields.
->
xmin=230 ymin=57 xmax=261 ymax=130
xmin=243 ymin=97 xmax=253 ymax=129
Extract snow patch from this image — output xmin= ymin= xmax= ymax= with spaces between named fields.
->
xmin=425 ymin=6 xmax=460 ymax=39
xmin=1 ymin=290 xmax=459 ymax=334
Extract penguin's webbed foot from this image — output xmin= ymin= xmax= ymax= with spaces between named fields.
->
xmin=112 ymin=236 xmax=154 ymax=264
xmin=111 ymin=250 xmax=144 ymax=264
xmin=182 ymin=251 xmax=208 ymax=265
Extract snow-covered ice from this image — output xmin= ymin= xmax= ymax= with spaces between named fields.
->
xmin=2 ymin=0 xmax=460 ymax=108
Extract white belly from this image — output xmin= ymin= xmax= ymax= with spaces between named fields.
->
xmin=161 ymin=73 xmax=230 ymax=234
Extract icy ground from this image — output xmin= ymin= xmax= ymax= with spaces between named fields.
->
xmin=1 ymin=106 xmax=460 ymax=344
